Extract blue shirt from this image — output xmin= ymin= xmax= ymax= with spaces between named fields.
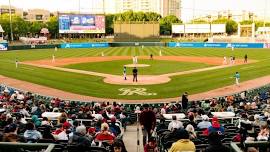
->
xmin=235 ymin=73 xmax=240 ymax=79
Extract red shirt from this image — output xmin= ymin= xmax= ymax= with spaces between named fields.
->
xmin=95 ymin=131 xmax=115 ymax=141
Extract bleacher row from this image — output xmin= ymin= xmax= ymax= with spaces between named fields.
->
xmin=0 ymin=83 xmax=270 ymax=152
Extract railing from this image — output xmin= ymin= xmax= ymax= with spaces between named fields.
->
xmin=0 ymin=142 xmax=55 ymax=152
xmin=230 ymin=141 xmax=270 ymax=152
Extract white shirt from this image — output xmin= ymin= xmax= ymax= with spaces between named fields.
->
xmin=197 ymin=121 xmax=212 ymax=129
xmin=168 ymin=120 xmax=183 ymax=131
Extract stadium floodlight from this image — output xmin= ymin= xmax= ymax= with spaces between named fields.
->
xmin=8 ymin=0 xmax=14 ymax=42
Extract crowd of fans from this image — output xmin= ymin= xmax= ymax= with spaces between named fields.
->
xmin=0 ymin=84 xmax=270 ymax=152
xmin=0 ymin=86 xmax=130 ymax=151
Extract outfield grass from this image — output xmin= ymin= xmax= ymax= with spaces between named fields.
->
xmin=63 ymin=59 xmax=211 ymax=75
xmin=1 ymin=47 xmax=270 ymax=100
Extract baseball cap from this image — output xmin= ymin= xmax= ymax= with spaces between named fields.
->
xmin=63 ymin=122 xmax=71 ymax=129
xmin=212 ymin=117 xmax=220 ymax=128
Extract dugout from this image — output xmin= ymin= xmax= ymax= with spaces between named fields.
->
xmin=114 ymin=21 xmax=160 ymax=42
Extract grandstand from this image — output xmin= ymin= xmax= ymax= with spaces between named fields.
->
xmin=1 ymin=0 xmax=270 ymax=152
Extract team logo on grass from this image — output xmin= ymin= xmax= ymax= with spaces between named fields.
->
xmin=118 ymin=88 xmax=157 ymax=96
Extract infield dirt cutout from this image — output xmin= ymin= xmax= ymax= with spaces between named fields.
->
xmin=22 ymin=56 xmax=254 ymax=85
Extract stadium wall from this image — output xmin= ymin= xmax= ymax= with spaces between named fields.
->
xmin=114 ymin=23 xmax=160 ymax=42
xmin=168 ymin=42 xmax=264 ymax=48
xmin=0 ymin=42 xmax=8 ymax=51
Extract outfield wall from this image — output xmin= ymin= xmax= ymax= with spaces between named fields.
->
xmin=4 ymin=42 xmax=269 ymax=50
xmin=0 ymin=42 xmax=8 ymax=51
xmin=167 ymin=42 xmax=264 ymax=48
xmin=60 ymin=42 xmax=109 ymax=48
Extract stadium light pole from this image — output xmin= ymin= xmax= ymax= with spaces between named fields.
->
xmin=8 ymin=0 xmax=14 ymax=42
xmin=78 ymin=0 xmax=81 ymax=14
xmin=263 ymin=0 xmax=267 ymax=37
xmin=192 ymin=0 xmax=195 ymax=24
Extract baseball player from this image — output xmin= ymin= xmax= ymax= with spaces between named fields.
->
xmin=52 ymin=54 xmax=55 ymax=63
xmin=244 ymin=54 xmax=248 ymax=63
xmin=101 ymin=52 xmax=104 ymax=57
xmin=132 ymin=56 xmax=136 ymax=64
xmin=123 ymin=66 xmax=127 ymax=80
xmin=159 ymin=49 xmax=162 ymax=56
xmin=135 ymin=56 xmax=138 ymax=64
xmin=223 ymin=56 xmax=227 ymax=65
xmin=229 ymin=56 xmax=233 ymax=65
xmin=234 ymin=72 xmax=240 ymax=86
xmin=55 ymin=47 xmax=57 ymax=51
xmin=132 ymin=67 xmax=138 ymax=82
xmin=15 ymin=58 xmax=19 ymax=69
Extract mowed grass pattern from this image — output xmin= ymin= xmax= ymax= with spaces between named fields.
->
xmin=63 ymin=59 xmax=211 ymax=75
xmin=1 ymin=47 xmax=270 ymax=100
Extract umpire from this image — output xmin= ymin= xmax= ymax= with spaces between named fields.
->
xmin=133 ymin=67 xmax=138 ymax=82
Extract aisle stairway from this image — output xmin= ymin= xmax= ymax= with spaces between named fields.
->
xmin=123 ymin=124 xmax=144 ymax=152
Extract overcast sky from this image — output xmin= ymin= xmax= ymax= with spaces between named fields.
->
xmin=0 ymin=0 xmax=269 ymax=22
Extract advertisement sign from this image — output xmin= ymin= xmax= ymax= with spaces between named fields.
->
xmin=168 ymin=42 xmax=264 ymax=48
xmin=60 ymin=43 xmax=109 ymax=48
xmin=59 ymin=14 xmax=105 ymax=33
xmin=0 ymin=43 xmax=8 ymax=50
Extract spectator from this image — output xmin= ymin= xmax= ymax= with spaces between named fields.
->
xmin=109 ymin=116 xmax=121 ymax=136
xmin=186 ymin=124 xmax=196 ymax=140
xmin=144 ymin=136 xmax=158 ymax=152
xmin=31 ymin=115 xmax=41 ymax=128
xmin=112 ymin=139 xmax=127 ymax=152
xmin=184 ymin=114 xmax=197 ymax=129
xmin=42 ymin=125 xmax=55 ymax=141
xmin=3 ymin=123 xmax=24 ymax=142
xmin=87 ymin=127 xmax=96 ymax=138
xmin=205 ymin=132 xmax=230 ymax=152
xmin=24 ymin=122 xmax=42 ymax=140
xmin=69 ymin=125 xmax=92 ymax=147
xmin=54 ymin=122 xmax=71 ymax=140
xmin=139 ymin=104 xmax=156 ymax=146
xmin=197 ymin=115 xmax=211 ymax=129
xmin=19 ymin=104 xmax=30 ymax=117
xmin=203 ymin=117 xmax=224 ymax=135
xmin=181 ymin=92 xmax=189 ymax=110
xmin=257 ymin=121 xmax=269 ymax=141
xmin=95 ymin=123 xmax=115 ymax=144
xmin=168 ymin=115 xmax=183 ymax=131
xmin=156 ymin=117 xmax=167 ymax=132
xmin=41 ymin=117 xmax=51 ymax=126
xmin=168 ymin=129 xmax=195 ymax=152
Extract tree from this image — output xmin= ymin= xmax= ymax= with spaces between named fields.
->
xmin=226 ymin=20 xmax=238 ymax=35
xmin=29 ymin=21 xmax=46 ymax=35
xmin=46 ymin=16 xmax=58 ymax=38
xmin=145 ymin=12 xmax=161 ymax=21
xmin=0 ymin=14 xmax=29 ymax=40
xmin=105 ymin=14 xmax=114 ymax=35
xmin=160 ymin=15 xmax=182 ymax=35
xmin=190 ymin=19 xmax=208 ymax=24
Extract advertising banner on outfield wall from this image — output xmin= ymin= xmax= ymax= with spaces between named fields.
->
xmin=0 ymin=43 xmax=8 ymax=50
xmin=60 ymin=43 xmax=109 ymax=48
xmin=168 ymin=42 xmax=264 ymax=48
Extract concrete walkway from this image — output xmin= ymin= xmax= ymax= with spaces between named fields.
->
xmin=123 ymin=124 xmax=143 ymax=152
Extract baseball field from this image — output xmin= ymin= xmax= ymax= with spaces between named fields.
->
xmin=1 ymin=46 xmax=270 ymax=101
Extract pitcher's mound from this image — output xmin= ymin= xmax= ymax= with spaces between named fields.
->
xmin=124 ymin=64 xmax=150 ymax=67
xmin=104 ymin=75 xmax=170 ymax=85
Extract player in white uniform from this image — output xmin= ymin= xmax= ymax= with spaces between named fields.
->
xmin=52 ymin=55 xmax=55 ymax=63
xmin=223 ymin=56 xmax=227 ymax=65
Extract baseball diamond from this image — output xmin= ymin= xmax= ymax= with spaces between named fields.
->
xmin=0 ymin=46 xmax=269 ymax=101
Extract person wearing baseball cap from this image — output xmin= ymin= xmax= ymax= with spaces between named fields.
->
xmin=203 ymin=117 xmax=225 ymax=136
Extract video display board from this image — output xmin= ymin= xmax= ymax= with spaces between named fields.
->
xmin=59 ymin=14 xmax=105 ymax=33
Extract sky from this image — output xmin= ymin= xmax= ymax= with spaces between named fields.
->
xmin=0 ymin=0 xmax=269 ymax=22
